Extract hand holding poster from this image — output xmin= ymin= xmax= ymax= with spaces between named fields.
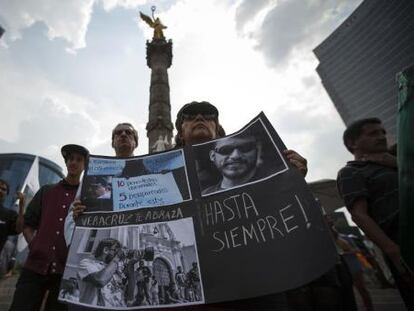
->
xmin=60 ymin=113 xmax=338 ymax=310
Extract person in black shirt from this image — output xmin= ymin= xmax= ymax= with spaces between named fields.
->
xmin=0 ymin=179 xmax=24 ymax=254
xmin=337 ymin=118 xmax=414 ymax=309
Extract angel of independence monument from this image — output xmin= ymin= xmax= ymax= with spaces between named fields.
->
xmin=140 ymin=8 xmax=173 ymax=153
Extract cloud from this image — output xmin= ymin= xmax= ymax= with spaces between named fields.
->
xmin=100 ymin=0 xmax=146 ymax=11
xmin=0 ymin=0 xmax=96 ymax=50
xmin=234 ymin=0 xmax=271 ymax=31
xmin=0 ymin=60 xmax=102 ymax=167
xmin=0 ymin=0 xmax=153 ymax=51
xmin=0 ymin=0 xmax=355 ymax=182
xmin=235 ymin=0 xmax=362 ymax=67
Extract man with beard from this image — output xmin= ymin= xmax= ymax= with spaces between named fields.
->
xmin=202 ymin=133 xmax=264 ymax=194
xmin=77 ymin=238 xmax=126 ymax=307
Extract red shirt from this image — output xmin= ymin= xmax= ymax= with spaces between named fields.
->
xmin=24 ymin=179 xmax=78 ymax=275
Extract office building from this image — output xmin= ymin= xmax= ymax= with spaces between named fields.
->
xmin=314 ymin=0 xmax=414 ymax=140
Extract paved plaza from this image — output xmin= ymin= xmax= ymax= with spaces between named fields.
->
xmin=0 ymin=273 xmax=408 ymax=311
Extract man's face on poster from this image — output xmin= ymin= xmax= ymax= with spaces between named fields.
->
xmin=102 ymin=244 xmax=120 ymax=263
xmin=92 ymin=183 xmax=106 ymax=197
xmin=210 ymin=136 xmax=258 ymax=181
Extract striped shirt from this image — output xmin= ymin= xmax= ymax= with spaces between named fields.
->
xmin=337 ymin=160 xmax=399 ymax=242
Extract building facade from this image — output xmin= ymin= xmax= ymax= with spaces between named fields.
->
xmin=314 ymin=0 xmax=414 ymax=140
xmin=0 ymin=153 xmax=64 ymax=209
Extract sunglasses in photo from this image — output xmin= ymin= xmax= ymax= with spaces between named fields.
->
xmin=214 ymin=141 xmax=257 ymax=155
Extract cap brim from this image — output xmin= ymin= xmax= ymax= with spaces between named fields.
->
xmin=181 ymin=102 xmax=218 ymax=116
xmin=61 ymin=144 xmax=89 ymax=159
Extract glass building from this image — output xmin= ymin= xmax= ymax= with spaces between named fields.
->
xmin=0 ymin=153 xmax=64 ymax=210
xmin=314 ymin=0 xmax=414 ymax=141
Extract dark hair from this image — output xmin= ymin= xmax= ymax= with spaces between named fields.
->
xmin=94 ymin=238 xmax=121 ymax=258
xmin=343 ymin=118 xmax=382 ymax=153
xmin=0 ymin=179 xmax=9 ymax=195
xmin=112 ymin=123 xmax=138 ymax=146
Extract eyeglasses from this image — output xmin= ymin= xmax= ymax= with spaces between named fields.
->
xmin=114 ymin=129 xmax=134 ymax=136
xmin=182 ymin=113 xmax=217 ymax=121
xmin=215 ymin=142 xmax=256 ymax=155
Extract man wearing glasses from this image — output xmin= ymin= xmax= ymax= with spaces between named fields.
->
xmin=65 ymin=123 xmax=139 ymax=243
xmin=203 ymin=134 xmax=263 ymax=194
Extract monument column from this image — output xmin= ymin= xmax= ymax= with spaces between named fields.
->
xmin=145 ymin=38 xmax=173 ymax=153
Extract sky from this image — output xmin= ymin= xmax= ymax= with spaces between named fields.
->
xmin=0 ymin=0 xmax=363 ymax=182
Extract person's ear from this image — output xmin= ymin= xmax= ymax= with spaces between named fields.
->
xmin=346 ymin=138 xmax=355 ymax=153
xmin=209 ymin=150 xmax=216 ymax=162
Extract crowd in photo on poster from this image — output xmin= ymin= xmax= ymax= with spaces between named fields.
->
xmin=60 ymin=217 xmax=204 ymax=309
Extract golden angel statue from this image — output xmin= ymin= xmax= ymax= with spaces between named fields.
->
xmin=139 ymin=10 xmax=167 ymax=40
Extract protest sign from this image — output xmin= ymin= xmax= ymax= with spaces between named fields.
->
xmin=60 ymin=113 xmax=338 ymax=309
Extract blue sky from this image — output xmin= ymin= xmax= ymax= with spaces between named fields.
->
xmin=0 ymin=0 xmax=362 ymax=181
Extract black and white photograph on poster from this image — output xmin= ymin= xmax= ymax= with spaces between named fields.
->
xmin=193 ymin=118 xmax=289 ymax=196
xmin=60 ymin=217 xmax=204 ymax=309
xmin=82 ymin=149 xmax=191 ymax=212
xmin=85 ymin=176 xmax=113 ymax=200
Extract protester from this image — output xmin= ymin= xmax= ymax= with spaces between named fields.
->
xmin=172 ymin=101 xmax=308 ymax=310
xmin=336 ymin=232 xmax=374 ymax=311
xmin=175 ymin=266 xmax=186 ymax=300
xmin=63 ymin=123 xmax=139 ymax=311
xmin=135 ymin=259 xmax=152 ymax=306
xmin=285 ymin=209 xmax=359 ymax=311
xmin=9 ymin=144 xmax=88 ymax=311
xmin=187 ymin=262 xmax=201 ymax=301
xmin=77 ymin=238 xmax=126 ymax=307
xmin=64 ymin=122 xmax=139 ymax=243
xmin=0 ymin=239 xmax=16 ymax=278
xmin=165 ymin=282 xmax=183 ymax=304
xmin=150 ymin=276 xmax=160 ymax=305
xmin=0 ymin=179 xmax=25 ymax=254
xmin=337 ymin=117 xmax=414 ymax=309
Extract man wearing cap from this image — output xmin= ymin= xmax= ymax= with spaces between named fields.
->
xmin=9 ymin=144 xmax=89 ymax=311
xmin=171 ymin=101 xmax=307 ymax=310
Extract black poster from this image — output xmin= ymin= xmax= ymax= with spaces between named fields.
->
xmin=60 ymin=113 xmax=338 ymax=309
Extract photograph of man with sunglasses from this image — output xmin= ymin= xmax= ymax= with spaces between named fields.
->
xmin=198 ymin=121 xmax=287 ymax=195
